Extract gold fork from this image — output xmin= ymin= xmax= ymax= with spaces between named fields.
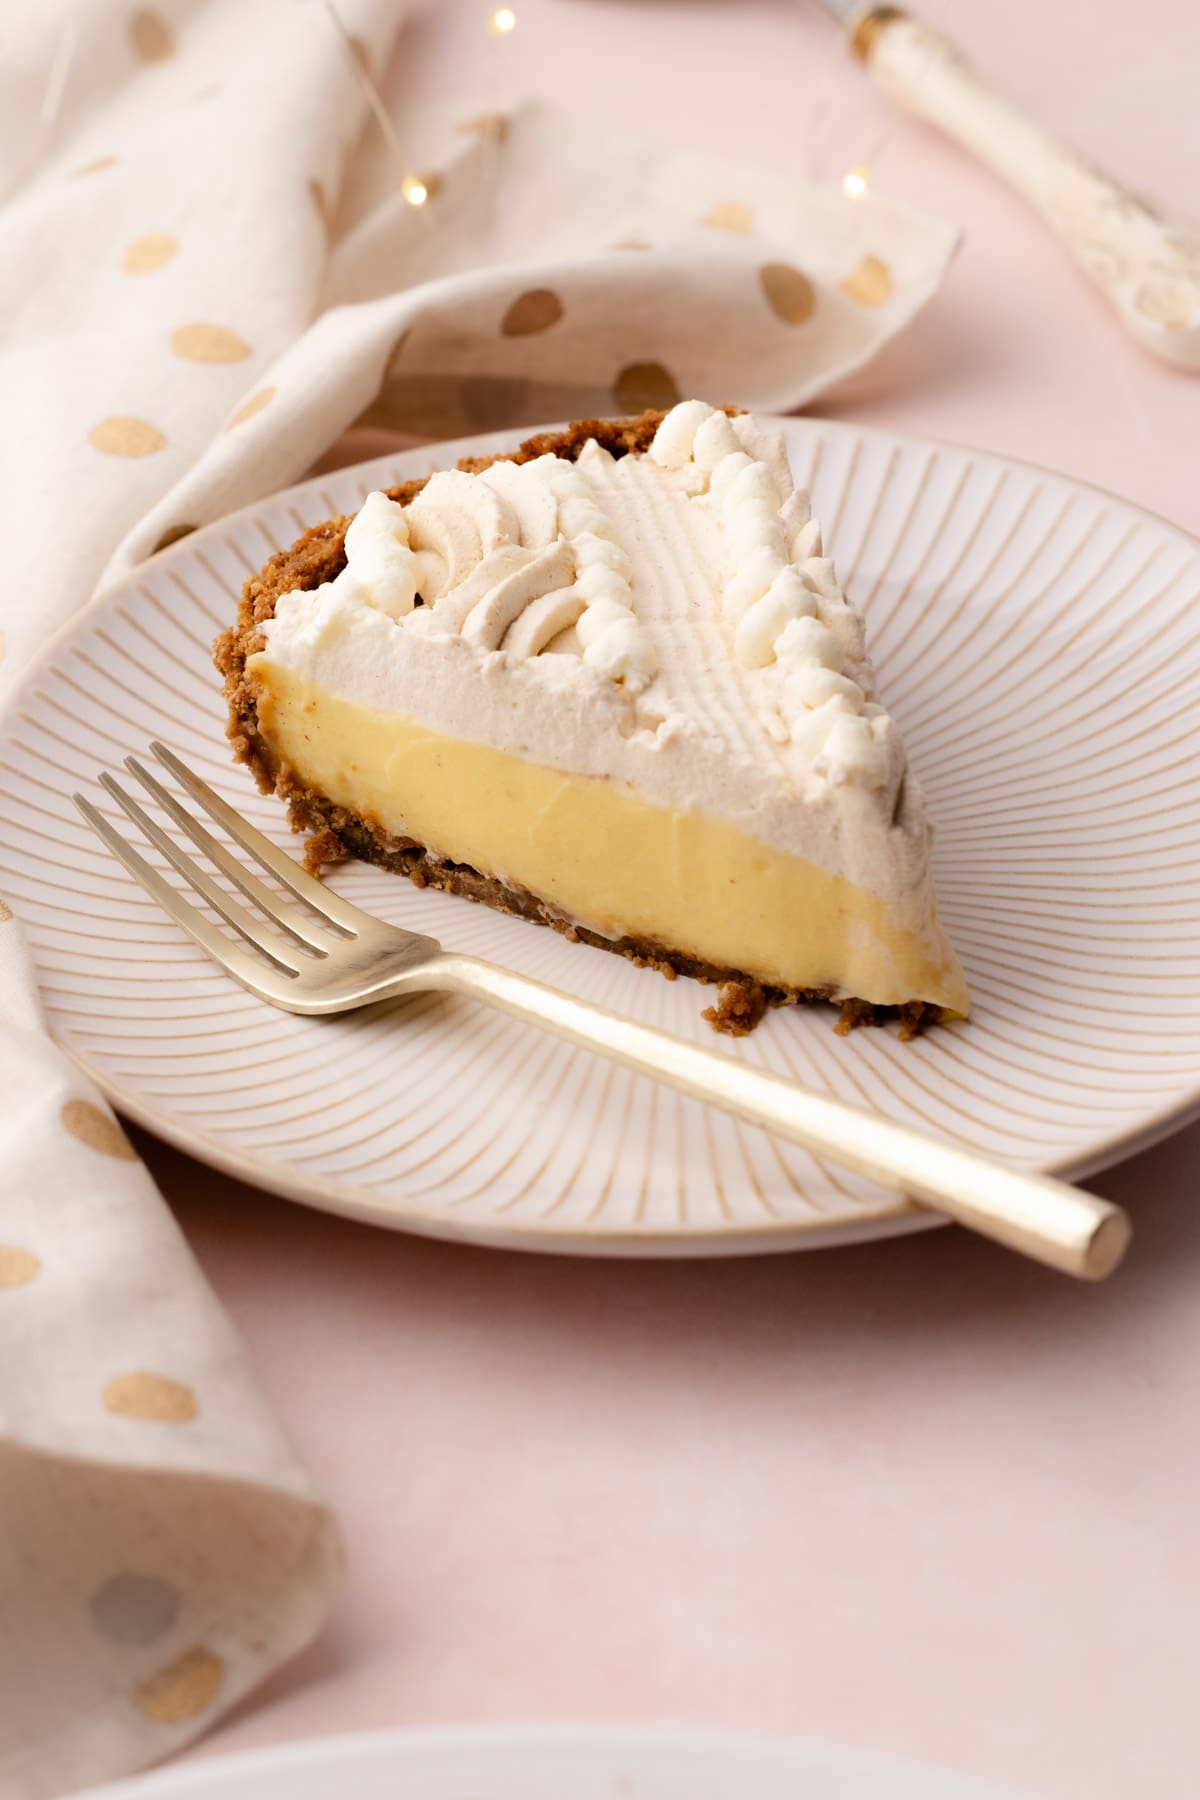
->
xmin=74 ymin=742 xmax=1131 ymax=1281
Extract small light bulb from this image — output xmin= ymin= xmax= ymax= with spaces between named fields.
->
xmin=843 ymin=166 xmax=869 ymax=199
xmin=402 ymin=176 xmax=429 ymax=207
xmin=490 ymin=6 xmax=516 ymax=34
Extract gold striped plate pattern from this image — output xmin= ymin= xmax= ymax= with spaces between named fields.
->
xmin=2 ymin=419 xmax=1197 ymax=1254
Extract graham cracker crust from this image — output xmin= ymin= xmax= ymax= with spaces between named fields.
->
xmin=214 ymin=410 xmax=936 ymax=1040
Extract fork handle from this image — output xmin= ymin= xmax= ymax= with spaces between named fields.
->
xmin=427 ymin=953 xmax=1129 ymax=1279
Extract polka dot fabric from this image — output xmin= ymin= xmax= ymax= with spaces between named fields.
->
xmin=0 ymin=937 xmax=341 ymax=1794
xmin=0 ymin=2 xmax=394 ymax=1789
xmin=0 ymin=3 xmax=955 ymax=1792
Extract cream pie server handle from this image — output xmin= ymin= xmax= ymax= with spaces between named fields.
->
xmin=431 ymin=954 xmax=1129 ymax=1280
xmin=841 ymin=6 xmax=1200 ymax=370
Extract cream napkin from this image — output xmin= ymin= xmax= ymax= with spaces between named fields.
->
xmin=0 ymin=2 xmax=957 ymax=1794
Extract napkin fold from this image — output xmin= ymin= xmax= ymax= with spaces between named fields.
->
xmin=0 ymin=2 xmax=957 ymax=1792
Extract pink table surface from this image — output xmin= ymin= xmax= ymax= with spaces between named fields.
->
xmin=167 ymin=2 xmax=1200 ymax=1796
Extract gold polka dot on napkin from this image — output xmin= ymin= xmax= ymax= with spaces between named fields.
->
xmin=170 ymin=324 xmax=251 ymax=363
xmin=704 ymin=201 xmax=754 ymax=235
xmin=613 ymin=361 xmax=681 ymax=412
xmin=226 ymin=386 xmax=277 ymax=428
xmin=121 ymin=231 xmax=179 ymax=274
xmin=839 ymin=255 xmax=893 ymax=306
xmin=61 ymin=1098 xmax=138 ymax=1160
xmin=129 ymin=10 xmax=175 ymax=63
xmin=458 ymin=112 xmax=509 ymax=143
xmin=103 ymin=1372 xmax=199 ymax=1423
xmin=73 ymin=154 xmax=118 ymax=179
xmin=131 ymin=1648 xmax=223 ymax=1723
xmin=0 ymin=1245 xmax=41 ymax=1288
xmin=760 ymin=262 xmax=816 ymax=324
xmin=501 ymin=289 xmax=564 ymax=336
xmin=87 ymin=417 xmax=167 ymax=457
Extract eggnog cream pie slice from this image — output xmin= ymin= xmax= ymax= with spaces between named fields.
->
xmin=217 ymin=405 xmax=968 ymax=1034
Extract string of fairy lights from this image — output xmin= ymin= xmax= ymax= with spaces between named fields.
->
xmin=324 ymin=1 xmax=876 ymax=213
xmin=30 ymin=2 xmax=878 ymax=209
xmin=322 ymin=2 xmax=517 ymax=210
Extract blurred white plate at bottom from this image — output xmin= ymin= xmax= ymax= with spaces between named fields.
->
xmin=76 ymin=1724 xmax=1030 ymax=1800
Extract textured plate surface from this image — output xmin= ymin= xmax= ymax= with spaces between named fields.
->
xmin=81 ymin=1723 xmax=1026 ymax=1799
xmin=2 ymin=419 xmax=1198 ymax=1255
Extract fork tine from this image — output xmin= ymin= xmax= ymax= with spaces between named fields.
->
xmin=98 ymin=774 xmax=309 ymax=975
xmin=124 ymin=755 xmax=336 ymax=953
xmin=150 ymin=742 xmax=370 ymax=933
xmin=72 ymin=794 xmax=296 ymax=996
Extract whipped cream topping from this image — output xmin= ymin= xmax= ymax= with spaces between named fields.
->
xmin=256 ymin=407 xmax=935 ymax=910
xmin=296 ymin=455 xmax=657 ymax=694
xmin=541 ymin=456 xmax=656 ymax=689
xmin=649 ymin=401 xmax=886 ymax=789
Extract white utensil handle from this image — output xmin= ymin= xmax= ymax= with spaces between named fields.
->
xmin=430 ymin=952 xmax=1130 ymax=1280
xmin=855 ymin=9 xmax=1200 ymax=370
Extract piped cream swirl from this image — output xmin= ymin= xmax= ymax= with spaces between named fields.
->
xmin=295 ymin=455 xmax=658 ymax=694
xmin=543 ymin=457 xmax=656 ymax=691
xmin=649 ymin=400 xmax=887 ymax=788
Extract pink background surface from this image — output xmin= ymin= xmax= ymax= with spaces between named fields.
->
xmin=166 ymin=2 xmax=1200 ymax=1795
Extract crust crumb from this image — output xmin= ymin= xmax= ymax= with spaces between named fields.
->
xmin=703 ymin=981 xmax=769 ymax=1037
xmin=836 ymin=997 xmax=940 ymax=1039
xmin=835 ymin=997 xmax=875 ymax=1036
xmin=898 ymin=1000 xmax=938 ymax=1041
xmin=301 ymin=828 xmax=348 ymax=876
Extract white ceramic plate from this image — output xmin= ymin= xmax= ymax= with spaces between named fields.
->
xmin=3 ymin=419 xmax=1198 ymax=1255
xmin=78 ymin=1724 xmax=1026 ymax=1799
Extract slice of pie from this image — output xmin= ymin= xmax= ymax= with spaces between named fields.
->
xmin=216 ymin=403 xmax=968 ymax=1035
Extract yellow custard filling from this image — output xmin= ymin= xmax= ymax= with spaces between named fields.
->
xmin=254 ymin=664 xmax=968 ymax=1014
